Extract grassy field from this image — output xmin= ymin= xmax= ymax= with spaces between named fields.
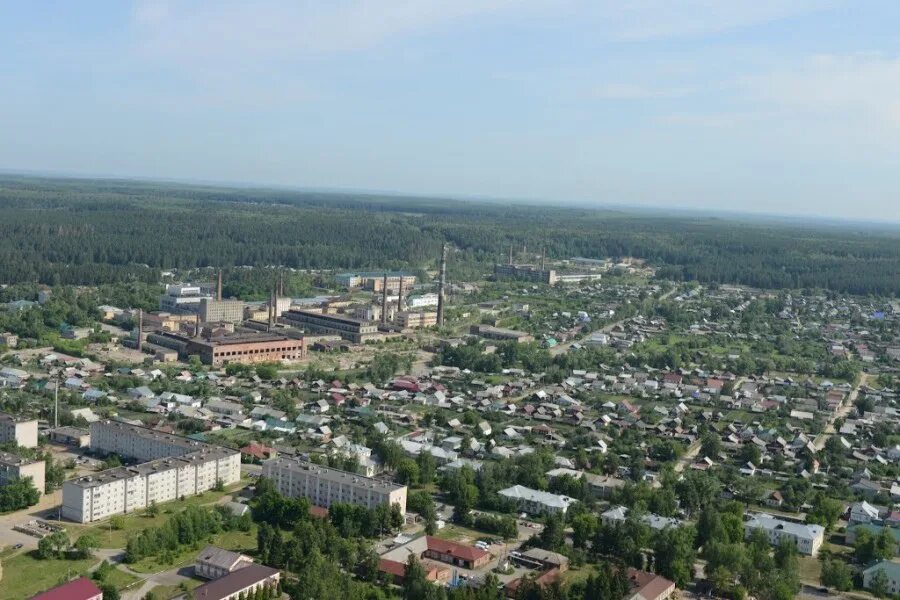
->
xmin=0 ymin=552 xmax=98 ymax=600
xmin=798 ymin=555 xmax=822 ymax=585
xmin=126 ymin=527 xmax=257 ymax=574
xmin=99 ymin=567 xmax=142 ymax=591
xmin=146 ymin=579 xmax=203 ymax=600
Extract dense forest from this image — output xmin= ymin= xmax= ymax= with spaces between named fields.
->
xmin=1 ymin=175 xmax=898 ymax=295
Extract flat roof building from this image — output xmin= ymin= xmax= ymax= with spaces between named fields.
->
xmin=470 ymin=324 xmax=534 ymax=343
xmin=280 ymin=309 xmax=379 ymax=343
xmin=62 ymin=421 xmax=240 ymax=523
xmin=199 ymin=298 xmax=245 ymax=324
xmin=0 ymin=411 xmax=39 ymax=448
xmin=0 ymin=450 xmax=45 ymax=496
xmin=152 ymin=331 xmax=306 ymax=366
xmin=263 ymin=456 xmax=407 ymax=514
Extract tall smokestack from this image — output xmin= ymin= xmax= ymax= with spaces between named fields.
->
xmin=137 ymin=309 xmax=143 ymax=352
xmin=268 ymin=288 xmax=275 ymax=331
xmin=437 ymin=244 xmax=448 ymax=327
xmin=508 ymin=246 xmax=513 ymax=266
xmin=278 ymin=271 xmax=284 ymax=297
xmin=381 ymin=273 xmax=388 ymax=324
xmin=217 ymin=269 xmax=223 ymax=301
xmin=540 ymin=247 xmax=546 ymax=272
xmin=195 ymin=314 xmax=201 ymax=337
xmin=397 ymin=275 xmax=404 ymax=313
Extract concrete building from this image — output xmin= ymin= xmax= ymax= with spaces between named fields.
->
xmin=0 ymin=412 xmax=39 ymax=448
xmin=470 ymin=324 xmax=534 ymax=343
xmin=0 ymin=450 xmax=45 ymax=496
xmin=744 ymin=513 xmax=825 ymax=556
xmin=151 ymin=331 xmax=306 ymax=366
xmin=0 ymin=332 xmax=18 ymax=348
xmin=494 ymin=263 xmax=558 ymax=285
xmin=498 ymin=485 xmax=576 ymax=515
xmin=62 ymin=421 xmax=240 ymax=523
xmin=262 ymin=456 xmax=407 ymax=514
xmin=408 ymin=293 xmax=439 ymax=308
xmin=280 ymin=309 xmax=379 ymax=343
xmin=336 ymin=272 xmax=416 ymax=293
xmin=199 ymin=298 xmax=246 ymax=324
xmin=49 ymin=426 xmax=91 ymax=448
xmin=159 ymin=283 xmax=214 ymax=314
xmin=397 ymin=311 xmax=437 ymax=329
xmin=196 ymin=545 xmax=254 ymax=580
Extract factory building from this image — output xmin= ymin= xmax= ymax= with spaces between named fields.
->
xmin=148 ymin=331 xmax=306 ymax=366
xmin=336 ymin=272 xmax=416 ymax=293
xmin=396 ymin=311 xmax=438 ymax=329
xmin=62 ymin=421 xmax=240 ymax=523
xmin=407 ymin=293 xmax=439 ymax=309
xmin=0 ymin=411 xmax=39 ymax=448
xmin=280 ymin=309 xmax=379 ymax=343
xmin=0 ymin=450 xmax=45 ymax=496
xmin=159 ymin=283 xmax=215 ymax=314
xmin=199 ymin=298 xmax=246 ymax=324
xmin=470 ymin=324 xmax=534 ymax=343
xmin=262 ymin=456 xmax=407 ymax=514
xmin=494 ymin=264 xmax=558 ymax=285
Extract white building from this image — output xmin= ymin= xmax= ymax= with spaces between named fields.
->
xmin=0 ymin=451 xmax=45 ymax=496
xmin=62 ymin=421 xmax=240 ymax=523
xmin=0 ymin=412 xmax=38 ymax=448
xmin=262 ymin=456 xmax=407 ymax=514
xmin=744 ymin=513 xmax=825 ymax=556
xmin=498 ymin=484 xmax=576 ymax=515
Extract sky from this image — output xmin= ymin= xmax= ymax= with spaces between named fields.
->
xmin=2 ymin=1 xmax=900 ymax=222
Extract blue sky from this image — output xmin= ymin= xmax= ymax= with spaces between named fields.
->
xmin=2 ymin=1 xmax=900 ymax=221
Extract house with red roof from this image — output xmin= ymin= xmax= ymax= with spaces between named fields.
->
xmin=30 ymin=577 xmax=103 ymax=600
xmin=379 ymin=558 xmax=451 ymax=585
xmin=423 ymin=535 xmax=491 ymax=569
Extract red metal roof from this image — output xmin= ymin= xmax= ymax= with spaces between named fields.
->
xmin=425 ymin=535 xmax=489 ymax=562
xmin=31 ymin=577 xmax=102 ymax=600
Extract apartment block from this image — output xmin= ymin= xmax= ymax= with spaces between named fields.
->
xmin=0 ymin=412 xmax=39 ymax=448
xmin=62 ymin=421 xmax=240 ymax=523
xmin=0 ymin=450 xmax=45 ymax=496
xmin=262 ymin=456 xmax=407 ymax=514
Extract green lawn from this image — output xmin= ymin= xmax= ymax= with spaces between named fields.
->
xmin=99 ymin=567 xmax=142 ymax=592
xmin=798 ymin=556 xmax=822 ymax=585
xmin=126 ymin=527 xmax=257 ymax=574
xmin=0 ymin=552 xmax=98 ymax=600
xmin=146 ymin=579 xmax=203 ymax=600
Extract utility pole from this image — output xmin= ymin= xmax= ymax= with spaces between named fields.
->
xmin=437 ymin=244 xmax=448 ymax=327
xmin=54 ymin=373 xmax=59 ymax=429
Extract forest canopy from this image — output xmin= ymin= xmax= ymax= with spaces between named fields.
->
xmin=1 ymin=175 xmax=898 ymax=295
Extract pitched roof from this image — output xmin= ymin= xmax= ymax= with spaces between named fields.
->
xmin=627 ymin=568 xmax=676 ymax=600
xmin=425 ymin=535 xmax=489 ymax=562
xmin=30 ymin=577 xmax=102 ymax=600
xmin=192 ymin=564 xmax=279 ymax=600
